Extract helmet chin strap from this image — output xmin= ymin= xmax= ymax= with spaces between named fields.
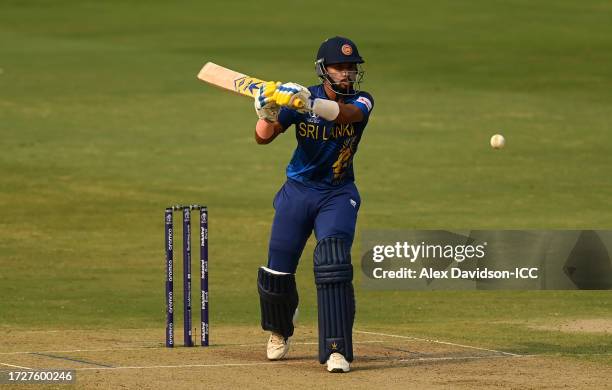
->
xmin=331 ymin=81 xmax=355 ymax=96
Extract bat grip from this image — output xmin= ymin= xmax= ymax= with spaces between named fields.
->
xmin=293 ymin=98 xmax=305 ymax=109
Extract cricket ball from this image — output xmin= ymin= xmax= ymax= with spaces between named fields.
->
xmin=490 ymin=134 xmax=506 ymax=149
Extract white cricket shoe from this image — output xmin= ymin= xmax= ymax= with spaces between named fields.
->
xmin=267 ymin=332 xmax=290 ymax=360
xmin=326 ymin=352 xmax=350 ymax=373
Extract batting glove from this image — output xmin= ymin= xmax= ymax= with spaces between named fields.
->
xmin=254 ymin=81 xmax=281 ymax=122
xmin=273 ymin=82 xmax=311 ymax=111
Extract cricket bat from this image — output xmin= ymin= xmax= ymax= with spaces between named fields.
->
xmin=197 ymin=62 xmax=304 ymax=108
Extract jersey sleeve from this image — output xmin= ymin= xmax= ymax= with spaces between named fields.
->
xmin=277 ymin=106 xmax=298 ymax=132
xmin=351 ymin=92 xmax=374 ymax=120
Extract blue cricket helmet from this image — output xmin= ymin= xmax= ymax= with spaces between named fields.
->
xmin=316 ymin=36 xmax=364 ymax=66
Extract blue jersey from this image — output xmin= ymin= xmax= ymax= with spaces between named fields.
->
xmin=277 ymin=84 xmax=374 ymax=189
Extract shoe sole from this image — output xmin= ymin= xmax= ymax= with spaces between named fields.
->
xmin=267 ymin=350 xmax=289 ymax=360
xmin=327 ymin=367 xmax=349 ymax=373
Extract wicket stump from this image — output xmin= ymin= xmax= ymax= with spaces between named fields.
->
xmin=165 ymin=205 xmax=209 ymax=347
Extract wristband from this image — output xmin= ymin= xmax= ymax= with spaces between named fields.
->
xmin=311 ymin=98 xmax=340 ymax=121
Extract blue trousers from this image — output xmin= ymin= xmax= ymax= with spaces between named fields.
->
xmin=267 ymin=179 xmax=361 ymax=274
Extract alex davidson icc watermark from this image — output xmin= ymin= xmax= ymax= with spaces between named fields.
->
xmin=361 ymin=230 xmax=612 ymax=290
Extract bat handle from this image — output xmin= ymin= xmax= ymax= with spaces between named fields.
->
xmin=293 ymin=98 xmax=305 ymax=109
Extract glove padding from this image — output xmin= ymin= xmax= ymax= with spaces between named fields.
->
xmin=254 ymin=81 xmax=281 ymax=122
xmin=273 ymin=82 xmax=311 ymax=111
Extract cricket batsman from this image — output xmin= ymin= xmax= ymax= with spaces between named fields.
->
xmin=253 ymin=36 xmax=374 ymax=373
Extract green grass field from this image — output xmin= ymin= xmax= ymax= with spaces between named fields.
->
xmin=1 ymin=0 xmax=610 ymax=372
